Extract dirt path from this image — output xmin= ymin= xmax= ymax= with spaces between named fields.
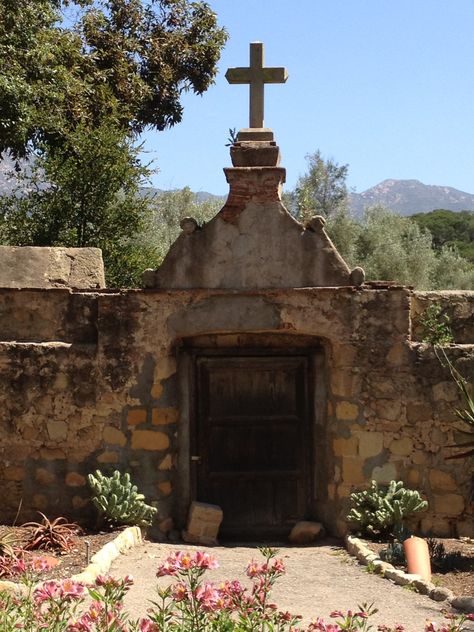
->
xmin=110 ymin=541 xmax=473 ymax=632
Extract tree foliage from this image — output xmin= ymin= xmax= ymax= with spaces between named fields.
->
xmin=290 ymin=150 xmax=349 ymax=221
xmin=288 ymin=149 xmax=474 ymax=290
xmin=411 ymin=209 xmax=474 ymax=263
xmin=325 ymin=206 xmax=474 ymax=290
xmin=0 ymin=0 xmax=227 ymax=287
xmin=0 ymin=119 xmax=160 ymax=287
xmin=0 ymin=0 xmax=228 ymax=158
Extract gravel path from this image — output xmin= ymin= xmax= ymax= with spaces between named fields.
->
xmin=110 ymin=541 xmax=473 ymax=632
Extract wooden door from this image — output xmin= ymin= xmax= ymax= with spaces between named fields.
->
xmin=193 ymin=353 xmax=311 ymax=539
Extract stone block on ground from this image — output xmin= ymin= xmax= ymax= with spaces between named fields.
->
xmin=182 ymin=501 xmax=223 ymax=545
xmin=288 ymin=521 xmax=324 ymax=544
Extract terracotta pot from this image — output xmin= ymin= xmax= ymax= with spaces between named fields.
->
xmin=403 ymin=536 xmax=431 ymax=581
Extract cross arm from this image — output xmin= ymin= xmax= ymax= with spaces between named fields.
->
xmin=262 ymin=68 xmax=288 ymax=84
xmin=225 ymin=68 xmax=252 ymax=84
xmin=225 ymin=67 xmax=288 ymax=85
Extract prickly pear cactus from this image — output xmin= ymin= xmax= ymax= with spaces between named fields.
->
xmin=87 ymin=470 xmax=158 ymax=527
xmin=346 ymin=480 xmax=428 ymax=538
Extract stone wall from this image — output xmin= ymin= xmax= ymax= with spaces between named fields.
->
xmin=0 ymin=286 xmax=472 ymax=538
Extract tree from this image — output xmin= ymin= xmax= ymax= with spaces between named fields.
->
xmin=0 ymin=0 xmax=227 ymax=287
xmin=431 ymin=245 xmax=474 ymax=290
xmin=291 ymin=150 xmax=349 ymax=221
xmin=0 ymin=0 xmax=228 ymax=158
xmin=325 ymin=206 xmax=474 ymax=290
xmin=411 ymin=209 xmax=474 ymax=263
xmin=0 ymin=118 xmax=160 ymax=287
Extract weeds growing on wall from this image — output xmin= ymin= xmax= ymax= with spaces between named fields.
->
xmin=418 ymin=304 xmax=454 ymax=345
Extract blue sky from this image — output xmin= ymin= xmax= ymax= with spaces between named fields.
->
xmin=145 ymin=0 xmax=474 ymax=197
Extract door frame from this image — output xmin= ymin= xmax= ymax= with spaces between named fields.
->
xmin=176 ymin=343 xmax=320 ymax=532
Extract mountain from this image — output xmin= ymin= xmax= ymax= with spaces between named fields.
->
xmin=349 ymin=179 xmax=474 ymax=216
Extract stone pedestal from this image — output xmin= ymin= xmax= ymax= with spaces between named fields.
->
xmin=230 ymin=141 xmax=280 ymax=167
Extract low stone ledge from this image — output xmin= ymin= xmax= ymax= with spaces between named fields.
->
xmin=72 ymin=526 xmax=143 ymax=583
xmin=344 ymin=535 xmax=473 ymax=612
xmin=430 ymin=586 xmax=455 ymax=602
xmin=0 ymin=527 xmax=142 ymax=595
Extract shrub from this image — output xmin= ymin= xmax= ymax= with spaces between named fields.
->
xmin=346 ymin=480 xmax=428 ymax=539
xmin=88 ymin=469 xmax=158 ymax=527
xmin=380 ymin=541 xmax=406 ymax=566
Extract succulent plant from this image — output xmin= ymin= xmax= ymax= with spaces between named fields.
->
xmin=21 ymin=513 xmax=81 ymax=552
xmin=346 ymin=480 xmax=428 ymax=539
xmin=88 ymin=470 xmax=157 ymax=527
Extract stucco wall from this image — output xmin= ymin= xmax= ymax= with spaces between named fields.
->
xmin=0 ymin=286 xmax=472 ymax=538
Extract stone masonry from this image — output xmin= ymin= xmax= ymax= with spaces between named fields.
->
xmin=0 ymin=282 xmax=472 ymax=538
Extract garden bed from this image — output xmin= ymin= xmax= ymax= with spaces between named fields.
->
xmin=0 ymin=524 xmax=122 ymax=581
xmin=363 ymin=537 xmax=474 ymax=597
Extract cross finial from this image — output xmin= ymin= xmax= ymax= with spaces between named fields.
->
xmin=225 ymin=42 xmax=288 ymax=130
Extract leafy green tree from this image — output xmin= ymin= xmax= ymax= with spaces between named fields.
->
xmin=325 ymin=206 xmax=474 ymax=290
xmin=411 ymin=209 xmax=474 ymax=263
xmin=356 ymin=206 xmax=436 ymax=288
xmin=0 ymin=0 xmax=227 ymax=158
xmin=0 ymin=119 xmax=160 ymax=287
xmin=291 ymin=150 xmax=349 ymax=221
xmin=0 ymin=0 xmax=227 ymax=287
xmin=431 ymin=245 xmax=474 ymax=290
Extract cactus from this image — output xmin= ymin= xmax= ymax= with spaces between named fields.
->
xmin=87 ymin=470 xmax=158 ymax=527
xmin=346 ymin=480 xmax=428 ymax=538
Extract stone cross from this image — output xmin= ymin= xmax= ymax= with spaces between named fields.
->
xmin=225 ymin=42 xmax=288 ymax=129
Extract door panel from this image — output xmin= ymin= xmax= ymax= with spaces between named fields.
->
xmin=194 ymin=354 xmax=311 ymax=538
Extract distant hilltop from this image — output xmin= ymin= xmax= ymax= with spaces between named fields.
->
xmin=349 ymin=179 xmax=474 ymax=216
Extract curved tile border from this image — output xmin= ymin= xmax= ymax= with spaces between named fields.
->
xmin=0 ymin=526 xmax=143 ymax=596
xmin=345 ymin=535 xmax=474 ymax=614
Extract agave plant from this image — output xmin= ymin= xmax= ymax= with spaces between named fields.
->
xmin=0 ymin=529 xmax=24 ymax=579
xmin=0 ymin=529 xmax=18 ymax=558
xmin=21 ymin=513 xmax=82 ymax=553
xmin=435 ymin=347 xmax=474 ymax=460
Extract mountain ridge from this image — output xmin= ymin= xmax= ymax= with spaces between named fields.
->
xmin=349 ymin=178 xmax=474 ymax=216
